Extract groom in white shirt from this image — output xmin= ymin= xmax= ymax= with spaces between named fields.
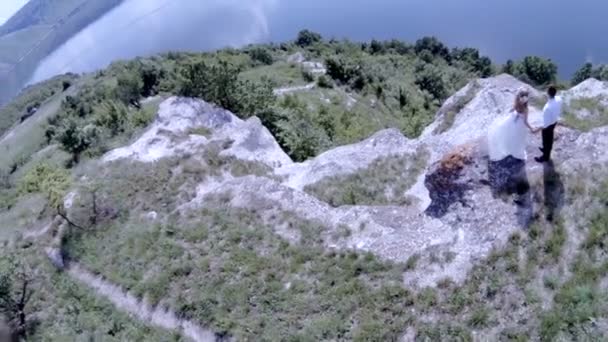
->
xmin=535 ymin=86 xmax=563 ymax=163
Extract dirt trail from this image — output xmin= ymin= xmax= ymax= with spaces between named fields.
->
xmin=273 ymin=83 xmax=315 ymax=96
xmin=67 ymin=263 xmax=217 ymax=342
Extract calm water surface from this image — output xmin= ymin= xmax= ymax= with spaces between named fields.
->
xmin=30 ymin=0 xmax=608 ymax=83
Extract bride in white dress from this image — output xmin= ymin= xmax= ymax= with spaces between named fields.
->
xmin=488 ymin=88 xmax=539 ymax=161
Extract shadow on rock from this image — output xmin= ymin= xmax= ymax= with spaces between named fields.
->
xmin=487 ymin=156 xmax=534 ymax=226
xmin=487 ymin=156 xmax=529 ymax=196
xmin=543 ymin=160 xmax=565 ymax=222
xmin=425 ymin=144 xmax=480 ymax=218
xmin=424 ymin=142 xmax=536 ymax=228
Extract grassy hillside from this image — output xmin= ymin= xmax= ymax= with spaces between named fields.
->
xmin=0 ymin=0 xmax=123 ymax=105
xmin=2 ymin=32 xmax=605 ymax=340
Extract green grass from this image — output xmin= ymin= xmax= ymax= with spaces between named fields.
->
xmin=65 ymin=199 xmax=411 ymax=340
xmin=304 ymin=150 xmax=428 ymax=207
xmin=563 ymin=96 xmax=608 ymax=131
xmin=0 ymin=250 xmax=176 ymax=340
xmin=240 ymin=61 xmax=308 ymax=87
xmin=0 ymin=193 xmax=46 ymax=241
xmin=0 ymin=73 xmax=78 ymax=138
xmin=54 ymin=147 xmax=419 ymax=340
xmin=0 ymin=76 xmax=85 ymax=174
xmin=406 ymin=175 xmax=608 ymax=340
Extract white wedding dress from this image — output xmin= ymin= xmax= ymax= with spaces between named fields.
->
xmin=487 ymin=111 xmax=528 ymax=161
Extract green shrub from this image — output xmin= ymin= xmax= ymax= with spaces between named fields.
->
xmin=415 ymin=36 xmax=450 ymax=60
xmin=301 ymin=69 xmax=315 ymax=82
xmin=0 ymin=74 xmax=79 ymax=137
xmin=295 ymin=29 xmax=322 ymax=47
xmin=317 ymin=75 xmax=334 ymax=88
xmin=248 ymin=46 xmax=274 ymax=65
xmin=415 ymin=64 xmax=448 ymax=100
xmin=94 ymin=102 xmax=129 ymax=136
xmin=179 ymin=59 xmax=275 ymax=118
xmin=115 ymin=72 xmax=144 ymax=107
xmin=18 ymin=163 xmax=70 ymax=209
xmin=56 ymin=119 xmax=100 ymax=164
xmin=514 ymin=56 xmax=558 ymax=86
xmin=571 ymin=62 xmax=593 ymax=86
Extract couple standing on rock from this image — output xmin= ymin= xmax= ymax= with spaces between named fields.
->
xmin=487 ymin=86 xmax=564 ymax=163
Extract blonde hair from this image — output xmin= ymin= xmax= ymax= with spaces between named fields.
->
xmin=513 ymin=88 xmax=529 ymax=114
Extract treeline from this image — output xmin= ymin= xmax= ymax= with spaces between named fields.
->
xmin=20 ymin=30 xmax=579 ymax=165
xmin=571 ymin=62 xmax=608 ymax=86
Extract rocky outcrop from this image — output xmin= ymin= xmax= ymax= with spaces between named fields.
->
xmin=563 ymin=78 xmax=608 ymax=103
xmin=98 ymin=74 xmax=608 ymax=287
xmin=103 ymin=97 xmax=291 ymax=168
xmin=287 ymin=52 xmax=327 ymax=74
xmin=420 ymin=74 xmax=544 ymax=160
xmin=561 ymin=78 xmax=608 ymax=121
xmin=276 ymin=128 xmax=417 ymax=190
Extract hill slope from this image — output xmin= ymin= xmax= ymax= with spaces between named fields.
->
xmin=1 ymin=38 xmax=607 ymax=340
xmin=0 ymin=0 xmax=122 ymax=105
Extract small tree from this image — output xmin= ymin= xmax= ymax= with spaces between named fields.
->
xmin=599 ymin=65 xmax=608 ymax=81
xmin=415 ymin=36 xmax=450 ymax=61
xmin=502 ymin=59 xmax=515 ymax=75
xmin=62 ymin=80 xmax=71 ymax=91
xmin=317 ymin=75 xmax=334 ymax=89
xmin=95 ymin=102 xmax=128 ymax=136
xmin=140 ymin=64 xmax=162 ymax=97
xmin=571 ymin=62 xmax=593 ymax=86
xmin=248 ymin=47 xmax=274 ymax=65
xmin=179 ymin=60 xmax=275 ymax=118
xmin=474 ymin=56 xmax=494 ymax=78
xmin=415 ymin=64 xmax=447 ymax=100
xmin=369 ymin=39 xmax=385 ymax=55
xmin=516 ymin=56 xmax=558 ymax=86
xmin=57 ymin=119 xmax=99 ymax=165
xmin=115 ymin=72 xmax=143 ymax=108
xmin=295 ymin=29 xmax=322 ymax=47
xmin=0 ymin=258 xmax=35 ymax=340
xmin=325 ymin=56 xmax=362 ymax=85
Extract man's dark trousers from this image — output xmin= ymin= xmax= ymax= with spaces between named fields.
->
xmin=541 ymin=123 xmax=556 ymax=160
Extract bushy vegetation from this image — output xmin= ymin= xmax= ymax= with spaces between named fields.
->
xmin=178 ymin=59 xmax=275 ymax=118
xmin=3 ymin=30 xmax=500 ymax=165
xmin=5 ymin=29 xmax=607 ymax=340
xmin=18 ymin=163 xmax=70 ymax=210
xmin=305 ymin=152 xmax=428 ymax=207
xmin=503 ymin=56 xmax=558 ymax=86
xmin=66 ymin=196 xmax=411 ymax=341
xmin=43 ymin=60 xmax=168 ymax=165
xmin=571 ymin=62 xmax=608 ymax=85
xmin=0 ymin=250 xmax=175 ymax=341
xmin=0 ymin=74 xmax=78 ymax=137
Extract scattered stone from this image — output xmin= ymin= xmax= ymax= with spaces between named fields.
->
xmin=146 ymin=211 xmax=158 ymax=221
xmin=46 ymin=247 xmax=65 ymax=270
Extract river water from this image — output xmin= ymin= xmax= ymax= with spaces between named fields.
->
xmin=29 ymin=0 xmax=608 ymax=84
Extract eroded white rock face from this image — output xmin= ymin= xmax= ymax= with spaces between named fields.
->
xmin=277 ymin=128 xmax=418 ymax=190
xmin=100 ymin=74 xmax=608 ymax=287
xmin=421 ymin=74 xmax=544 ymax=159
xmin=103 ymin=97 xmax=291 ymax=168
xmin=561 ymin=78 xmax=608 ymax=120
xmin=563 ymin=78 xmax=608 ymax=102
